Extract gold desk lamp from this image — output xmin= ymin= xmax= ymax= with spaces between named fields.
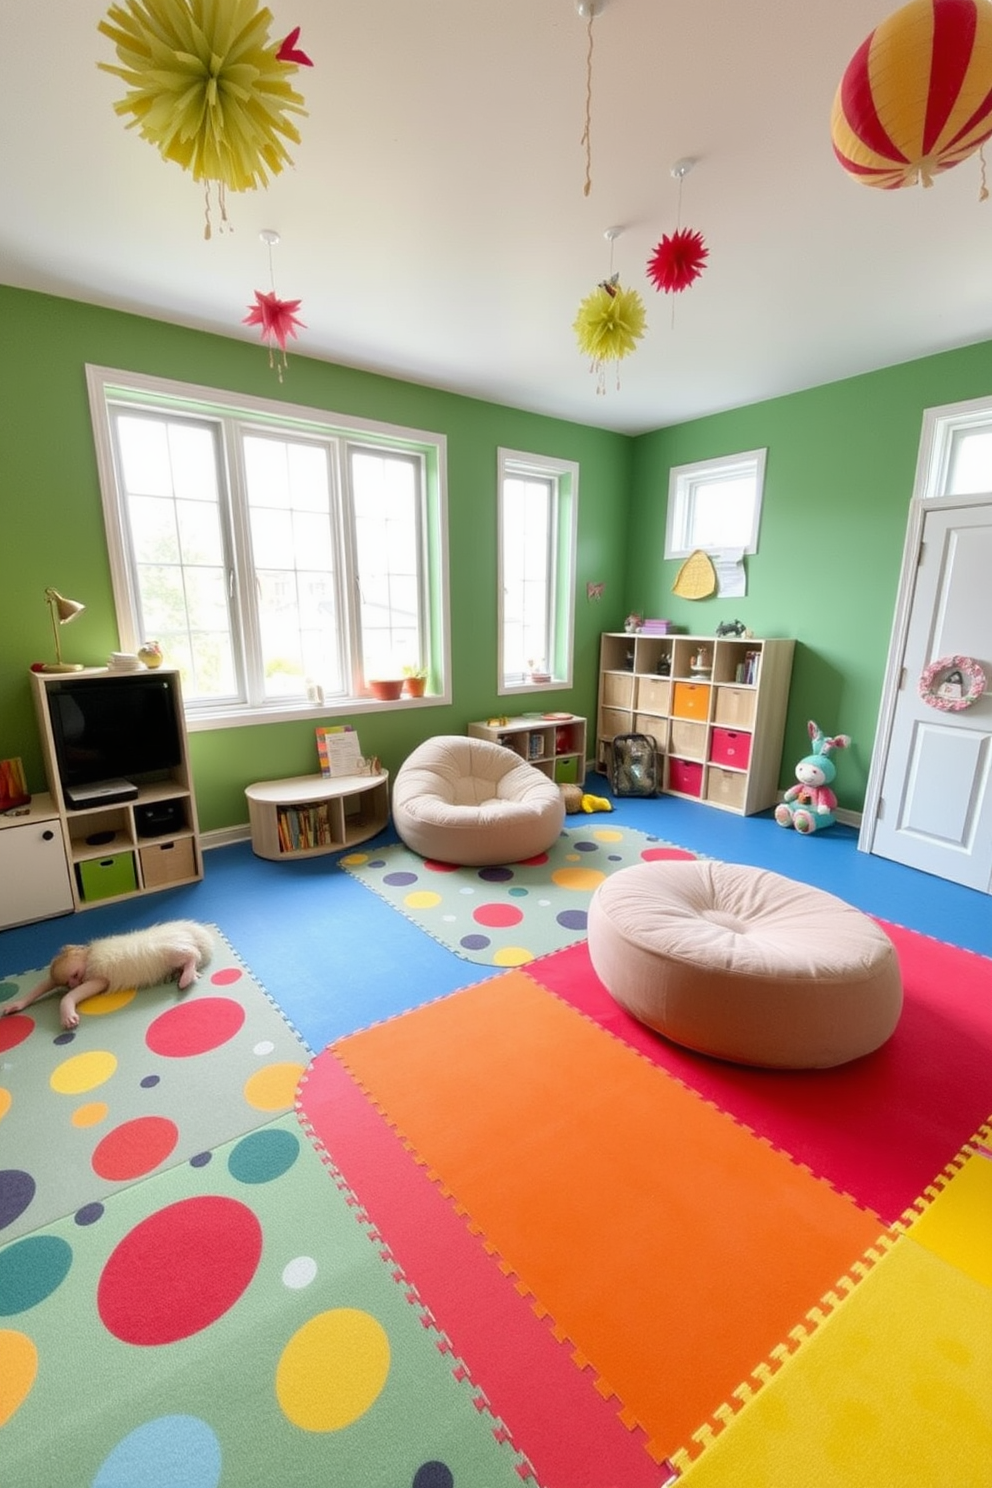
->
xmin=42 ymin=588 xmax=85 ymax=672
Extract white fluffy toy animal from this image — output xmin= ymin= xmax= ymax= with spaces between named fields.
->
xmin=0 ymin=920 xmax=214 ymax=1030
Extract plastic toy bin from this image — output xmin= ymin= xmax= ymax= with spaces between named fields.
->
xmin=77 ymin=852 xmax=138 ymax=902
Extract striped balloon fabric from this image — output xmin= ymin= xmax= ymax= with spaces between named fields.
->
xmin=831 ymin=0 xmax=992 ymax=189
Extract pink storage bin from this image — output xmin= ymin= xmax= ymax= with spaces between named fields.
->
xmin=668 ymin=757 xmax=703 ymax=797
xmin=709 ymin=727 xmax=752 ymax=770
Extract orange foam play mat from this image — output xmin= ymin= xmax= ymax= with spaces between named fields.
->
xmin=333 ymin=970 xmax=890 ymax=1462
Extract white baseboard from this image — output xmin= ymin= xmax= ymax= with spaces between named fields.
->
xmin=201 ymin=824 xmax=252 ymax=851
xmin=201 ymin=805 xmax=863 ymax=853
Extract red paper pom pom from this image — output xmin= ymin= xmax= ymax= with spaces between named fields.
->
xmin=243 ymin=290 xmax=306 ymax=350
xmin=646 ymin=228 xmax=709 ymax=294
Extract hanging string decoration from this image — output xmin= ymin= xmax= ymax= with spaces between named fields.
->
xmin=647 ymin=228 xmax=709 ymax=293
xmin=577 ymin=1 xmax=599 ymax=197
xmin=831 ymin=0 xmax=992 ymax=191
xmin=244 ymin=230 xmax=305 ymax=380
xmin=97 ymin=0 xmax=313 ymax=236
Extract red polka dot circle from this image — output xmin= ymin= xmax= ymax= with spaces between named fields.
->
xmin=92 ymin=1115 xmax=179 ymax=1181
xmin=641 ymin=847 xmax=697 ymax=862
xmin=472 ymin=902 xmax=525 ymax=929
xmin=145 ymin=997 xmax=246 ymax=1058
xmin=98 ymin=1195 xmax=262 ymax=1344
xmin=0 ymin=1015 xmax=33 ymax=1052
xmin=209 ymin=966 xmax=243 ymax=986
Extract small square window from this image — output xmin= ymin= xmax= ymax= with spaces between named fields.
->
xmin=665 ymin=449 xmax=767 ymax=559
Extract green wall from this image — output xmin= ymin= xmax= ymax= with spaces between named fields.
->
xmin=629 ymin=343 xmax=992 ymax=810
xmin=0 ymin=286 xmax=631 ymax=832
xmin=4 ymin=282 xmax=992 ymax=825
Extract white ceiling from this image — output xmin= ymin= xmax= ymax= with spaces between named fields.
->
xmin=4 ymin=1 xmax=992 ymax=435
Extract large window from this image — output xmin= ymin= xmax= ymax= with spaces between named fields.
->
xmin=86 ymin=367 xmax=448 ymax=726
xmin=665 ymin=448 xmax=767 ymax=558
xmin=497 ymin=449 xmax=578 ymax=692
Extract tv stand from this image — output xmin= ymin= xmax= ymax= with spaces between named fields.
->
xmin=29 ymin=668 xmax=203 ymax=911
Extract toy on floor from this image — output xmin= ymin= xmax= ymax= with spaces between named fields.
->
xmin=775 ymin=720 xmax=850 ymax=835
xmin=581 ymin=792 xmax=613 ymax=813
xmin=0 ymin=920 xmax=214 ymax=1030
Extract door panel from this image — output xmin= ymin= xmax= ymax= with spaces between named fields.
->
xmin=869 ymin=504 xmax=992 ymax=891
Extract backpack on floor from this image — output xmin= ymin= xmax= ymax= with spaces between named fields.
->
xmin=609 ymin=733 xmax=659 ymax=797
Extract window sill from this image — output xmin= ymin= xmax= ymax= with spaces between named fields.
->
xmin=186 ymin=693 xmax=448 ymax=732
xmin=498 ymin=681 xmax=570 ymax=697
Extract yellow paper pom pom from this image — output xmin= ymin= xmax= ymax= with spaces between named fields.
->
xmin=98 ymin=0 xmax=309 ymax=226
xmin=573 ymin=278 xmax=647 ymax=392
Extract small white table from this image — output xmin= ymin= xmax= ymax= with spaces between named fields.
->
xmin=245 ymin=772 xmax=389 ymax=861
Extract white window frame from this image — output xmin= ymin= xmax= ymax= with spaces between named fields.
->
xmin=664 ymin=448 xmax=767 ymax=558
xmin=497 ymin=448 xmax=578 ymax=694
xmin=86 ymin=365 xmax=450 ymax=730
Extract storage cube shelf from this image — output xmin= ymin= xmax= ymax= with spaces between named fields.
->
xmin=466 ymin=715 xmax=587 ymax=785
xmin=596 ymin=633 xmax=795 ymax=816
xmin=29 ymin=669 xmax=203 ymax=913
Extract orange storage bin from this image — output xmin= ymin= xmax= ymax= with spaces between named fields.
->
xmin=672 ymin=681 xmax=711 ymax=720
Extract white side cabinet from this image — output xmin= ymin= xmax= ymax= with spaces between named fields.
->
xmin=0 ymin=793 xmax=74 ymax=929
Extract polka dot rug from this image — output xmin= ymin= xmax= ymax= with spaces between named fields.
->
xmin=0 ymin=927 xmax=531 ymax=1487
xmin=340 ymin=824 xmax=699 ymax=965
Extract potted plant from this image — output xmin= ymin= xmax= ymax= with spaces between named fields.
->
xmin=368 ymin=678 xmax=404 ymax=700
xmin=402 ymin=664 xmax=427 ymax=698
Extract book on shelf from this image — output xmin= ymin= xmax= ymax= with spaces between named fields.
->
xmin=315 ymin=725 xmax=362 ymax=777
xmin=277 ymin=802 xmax=335 ymax=853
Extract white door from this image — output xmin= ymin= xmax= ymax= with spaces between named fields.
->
xmin=864 ymin=498 xmax=992 ymax=892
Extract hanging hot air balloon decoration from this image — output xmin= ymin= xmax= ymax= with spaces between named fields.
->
xmin=831 ymin=0 xmax=992 ymax=190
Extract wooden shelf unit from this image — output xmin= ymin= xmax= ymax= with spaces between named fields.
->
xmin=29 ymin=668 xmax=203 ymax=911
xmin=245 ymin=772 xmax=390 ymax=861
xmin=595 ymin=632 xmax=795 ymax=815
xmin=466 ymin=714 xmax=587 ymax=786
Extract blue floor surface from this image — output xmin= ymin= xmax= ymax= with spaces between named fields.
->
xmin=2 ymin=774 xmax=988 ymax=1053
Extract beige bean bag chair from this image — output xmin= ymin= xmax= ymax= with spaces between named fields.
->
xmin=588 ymin=859 xmax=902 ymax=1069
xmin=392 ymin=735 xmax=565 ymax=866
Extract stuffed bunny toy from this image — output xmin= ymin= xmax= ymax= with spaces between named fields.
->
xmin=775 ymin=720 xmax=851 ymax=834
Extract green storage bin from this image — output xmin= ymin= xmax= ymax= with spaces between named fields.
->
xmin=554 ymin=756 xmax=578 ymax=784
xmin=77 ymin=851 xmax=138 ymax=902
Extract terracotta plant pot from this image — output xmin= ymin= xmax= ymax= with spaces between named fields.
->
xmin=368 ymin=678 xmax=403 ymax=701
xmin=403 ymin=676 xmax=426 ymax=697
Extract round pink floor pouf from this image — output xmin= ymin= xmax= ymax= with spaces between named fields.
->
xmin=587 ymin=859 xmax=903 ymax=1068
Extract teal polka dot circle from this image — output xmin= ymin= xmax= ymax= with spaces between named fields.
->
xmin=227 ymin=1127 xmax=300 ymax=1184
xmin=0 ymin=1234 xmax=73 ymax=1315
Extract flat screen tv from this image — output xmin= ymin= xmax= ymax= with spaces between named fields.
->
xmin=48 ymin=674 xmax=182 ymax=790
